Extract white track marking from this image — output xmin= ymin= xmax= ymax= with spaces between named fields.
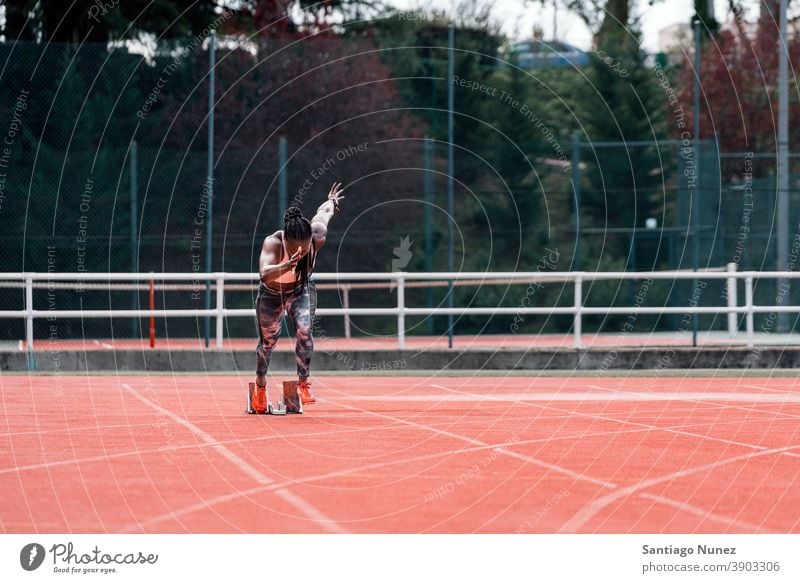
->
xmin=4 ymin=413 xmax=770 ymax=477
xmin=121 ymin=383 xmax=346 ymax=533
xmin=575 ymin=383 xmax=800 ymax=530
xmin=1 ymin=449 xmax=167 ymax=476
xmin=639 ymin=492 xmax=778 ymax=534
xmin=559 ymin=443 xmax=800 ymax=533
xmin=92 ymin=339 xmax=114 ymax=349
xmin=123 ymin=426 xmax=627 ymax=532
xmin=122 ymin=441 xmax=525 ymax=531
xmin=583 ymin=384 xmax=800 ymax=460
xmin=322 ymin=384 xmax=620 ymax=533
xmin=427 ymin=382 xmax=796 ymax=533
xmin=742 ymin=383 xmax=800 ymax=394
xmin=342 ymin=391 xmax=800 ymax=403
xmin=0 ymin=421 xmax=408 ymax=475
xmin=326 ymin=388 xmax=618 ymax=490
xmin=428 ymin=383 xmax=800 ymax=459
xmin=0 ymin=420 xmax=231 ymax=439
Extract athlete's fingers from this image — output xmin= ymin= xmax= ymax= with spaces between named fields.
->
xmin=287 ymin=248 xmax=301 ymax=267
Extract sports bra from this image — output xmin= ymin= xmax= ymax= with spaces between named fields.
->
xmin=273 ymin=232 xmax=317 ymax=285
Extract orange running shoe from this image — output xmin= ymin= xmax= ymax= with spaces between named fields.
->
xmin=297 ymin=380 xmax=316 ymax=405
xmin=251 ymin=384 xmax=268 ymax=414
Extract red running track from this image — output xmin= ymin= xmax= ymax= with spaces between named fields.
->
xmin=1 ymin=374 xmax=799 ymax=533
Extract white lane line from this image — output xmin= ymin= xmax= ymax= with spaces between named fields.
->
xmin=119 ymin=406 xmax=791 ymax=532
xmin=639 ymin=492 xmax=777 ymax=534
xmin=0 ymin=421 xmax=408 ymax=475
xmin=124 ymin=426 xmax=625 ymax=533
xmin=0 ymin=420 xmax=226 ymax=439
xmin=583 ymin=384 xmax=800 ymax=460
xmin=121 ymin=383 xmax=346 ymax=533
xmin=327 ymin=387 xmax=617 ymax=490
xmin=559 ymin=442 xmax=800 ymax=533
xmin=430 ymin=382 xmax=799 ymax=533
xmin=339 ymin=392 xmax=800 ymax=403
xmin=742 ymin=383 xmax=800 ymax=394
xmin=4 ymin=413 xmax=767 ymax=476
xmin=427 ymin=384 xmax=800 ymax=460
xmin=123 ymin=440 xmax=525 ymax=532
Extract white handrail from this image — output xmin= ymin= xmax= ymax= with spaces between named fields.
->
xmin=2 ymin=265 xmax=796 ymax=350
xmin=6 ymin=268 xmax=800 ymax=281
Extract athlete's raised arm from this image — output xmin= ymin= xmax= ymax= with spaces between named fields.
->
xmin=311 ymin=182 xmax=345 ymax=249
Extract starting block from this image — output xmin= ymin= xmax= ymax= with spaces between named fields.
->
xmin=246 ymin=381 xmax=303 ymax=415
xmin=281 ymin=380 xmax=304 ymax=414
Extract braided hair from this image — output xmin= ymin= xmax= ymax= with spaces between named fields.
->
xmin=283 ymin=206 xmax=313 ymax=292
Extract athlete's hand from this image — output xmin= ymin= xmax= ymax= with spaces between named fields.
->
xmin=327 ymin=182 xmax=345 ymax=213
xmin=286 ymin=247 xmax=302 ymax=271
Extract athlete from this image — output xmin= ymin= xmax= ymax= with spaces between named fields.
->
xmin=251 ymin=182 xmax=345 ymax=413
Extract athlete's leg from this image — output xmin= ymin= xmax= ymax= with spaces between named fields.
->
xmin=255 ymin=286 xmax=287 ymax=388
xmin=287 ymin=280 xmax=316 ymax=382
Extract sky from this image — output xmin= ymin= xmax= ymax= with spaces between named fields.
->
xmin=389 ymin=0 xmax=775 ymax=53
xmin=0 ymin=0 xmax=785 ymax=51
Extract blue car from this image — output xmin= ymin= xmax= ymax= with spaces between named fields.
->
xmin=504 ymin=40 xmax=589 ymax=69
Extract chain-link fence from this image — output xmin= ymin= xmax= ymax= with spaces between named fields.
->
xmin=0 ymin=35 xmax=797 ymax=340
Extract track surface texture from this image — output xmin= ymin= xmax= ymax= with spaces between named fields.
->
xmin=2 ymin=374 xmax=799 ymax=533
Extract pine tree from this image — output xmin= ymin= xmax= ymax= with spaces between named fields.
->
xmin=580 ymin=27 xmax=665 ymax=241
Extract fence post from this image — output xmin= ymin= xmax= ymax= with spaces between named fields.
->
xmin=216 ymin=274 xmax=224 ymax=349
xmin=726 ymin=262 xmax=737 ymax=338
xmin=573 ymin=274 xmax=583 ymax=349
xmin=130 ymin=140 xmax=138 ymax=339
xmin=571 ymin=133 xmax=582 ymax=270
xmin=342 ymin=284 xmax=351 ymax=339
xmin=278 ymin=136 xmax=288 ymax=221
xmin=424 ymin=137 xmax=434 ymax=335
xmin=446 ymin=25 xmax=455 ymax=350
xmin=204 ymin=30 xmax=216 ymax=349
xmin=397 ymin=273 xmax=405 ymax=349
xmin=745 ymin=275 xmax=754 ymax=348
xmin=25 ymin=275 xmax=34 ymax=351
xmin=149 ymin=274 xmax=155 ymax=348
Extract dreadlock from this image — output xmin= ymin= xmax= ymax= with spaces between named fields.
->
xmin=283 ymin=206 xmax=313 ymax=292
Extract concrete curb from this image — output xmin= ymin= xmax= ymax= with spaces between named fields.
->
xmin=2 ymin=346 xmax=795 ymax=372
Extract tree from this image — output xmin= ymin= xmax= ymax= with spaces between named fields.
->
xmin=693 ymin=0 xmax=719 ymax=37
xmin=3 ymin=0 xmax=37 ymax=41
xmin=675 ymin=16 xmax=800 ymax=157
xmin=579 ymin=26 xmax=665 ymax=238
xmin=230 ymin=0 xmax=389 ymax=37
xmin=1 ymin=0 xmax=219 ymax=43
xmin=561 ymin=0 xmax=628 ymax=41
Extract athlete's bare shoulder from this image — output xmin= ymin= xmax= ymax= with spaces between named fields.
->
xmin=259 ymin=231 xmax=284 ymax=261
xmin=263 ymin=230 xmax=283 ymax=247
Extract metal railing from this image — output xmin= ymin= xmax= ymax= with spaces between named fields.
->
xmin=1 ymin=265 xmax=798 ymax=350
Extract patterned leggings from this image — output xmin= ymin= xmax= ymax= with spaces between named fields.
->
xmin=255 ymin=280 xmax=316 ymax=381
